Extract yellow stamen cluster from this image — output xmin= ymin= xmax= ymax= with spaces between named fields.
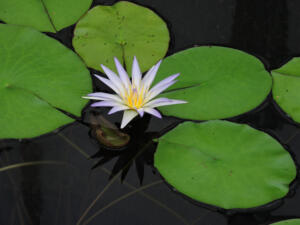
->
xmin=122 ymin=85 xmax=146 ymax=109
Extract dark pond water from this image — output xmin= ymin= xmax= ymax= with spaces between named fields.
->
xmin=1 ymin=0 xmax=300 ymax=224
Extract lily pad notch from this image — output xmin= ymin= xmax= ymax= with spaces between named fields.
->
xmin=0 ymin=0 xmax=93 ymax=32
xmin=0 ymin=24 xmax=92 ymax=138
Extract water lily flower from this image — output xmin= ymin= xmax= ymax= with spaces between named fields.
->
xmin=84 ymin=57 xmax=187 ymax=128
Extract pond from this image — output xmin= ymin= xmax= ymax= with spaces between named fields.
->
xmin=0 ymin=0 xmax=300 ymax=225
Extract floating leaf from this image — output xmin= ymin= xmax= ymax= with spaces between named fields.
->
xmin=154 ymin=120 xmax=296 ymax=209
xmin=272 ymin=58 xmax=300 ymax=123
xmin=155 ymin=46 xmax=271 ymax=120
xmin=73 ymin=1 xmax=170 ymax=73
xmin=0 ymin=24 xmax=92 ymax=138
xmin=0 ymin=0 xmax=92 ymax=32
xmin=271 ymin=219 xmax=300 ymax=225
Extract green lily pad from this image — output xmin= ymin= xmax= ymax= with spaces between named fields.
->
xmin=72 ymin=1 xmax=170 ymax=73
xmin=271 ymin=219 xmax=300 ymax=225
xmin=0 ymin=24 xmax=92 ymax=139
xmin=154 ymin=120 xmax=296 ymax=209
xmin=0 ymin=0 xmax=92 ymax=32
xmin=272 ymin=58 xmax=300 ymax=123
xmin=155 ymin=46 xmax=272 ymax=120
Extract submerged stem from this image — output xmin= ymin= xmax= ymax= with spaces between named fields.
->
xmin=83 ymin=180 xmax=163 ymax=225
xmin=0 ymin=160 xmax=68 ymax=172
xmin=58 ymin=133 xmax=90 ymax=159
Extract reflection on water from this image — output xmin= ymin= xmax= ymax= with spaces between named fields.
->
xmin=89 ymin=110 xmax=158 ymax=184
xmin=1 ymin=0 xmax=300 ymax=224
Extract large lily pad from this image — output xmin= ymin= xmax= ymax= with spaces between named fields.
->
xmin=154 ymin=120 xmax=296 ymax=209
xmin=272 ymin=58 xmax=300 ymax=123
xmin=0 ymin=0 xmax=92 ymax=32
xmin=155 ymin=46 xmax=272 ymax=120
xmin=271 ymin=219 xmax=300 ymax=225
xmin=73 ymin=1 xmax=170 ymax=73
xmin=0 ymin=24 xmax=92 ymax=138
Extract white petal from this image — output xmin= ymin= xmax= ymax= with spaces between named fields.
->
xmin=144 ymin=108 xmax=162 ymax=118
xmin=137 ymin=108 xmax=144 ymax=117
xmin=144 ymin=73 xmax=179 ymax=101
xmin=142 ymin=60 xmax=162 ymax=90
xmin=150 ymin=73 xmax=179 ymax=91
xmin=145 ymin=80 xmax=177 ymax=102
xmin=108 ymin=105 xmax=130 ymax=115
xmin=83 ymin=92 xmax=123 ymax=103
xmin=121 ymin=110 xmax=138 ymax=128
xmin=91 ymin=100 xmax=123 ymax=107
xmin=101 ymin=65 xmax=126 ymax=96
xmin=132 ymin=56 xmax=142 ymax=90
xmin=94 ymin=74 xmax=120 ymax=95
xmin=144 ymin=98 xmax=187 ymax=108
xmin=114 ymin=57 xmax=131 ymax=89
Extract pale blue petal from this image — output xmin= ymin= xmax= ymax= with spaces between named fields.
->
xmin=84 ymin=92 xmax=123 ymax=103
xmin=144 ymin=108 xmax=162 ymax=118
xmin=145 ymin=80 xmax=177 ymax=102
xmin=144 ymin=98 xmax=187 ymax=108
xmin=108 ymin=105 xmax=130 ymax=115
xmin=132 ymin=56 xmax=142 ymax=90
xmin=94 ymin=74 xmax=120 ymax=95
xmin=121 ymin=110 xmax=138 ymax=128
xmin=114 ymin=57 xmax=131 ymax=88
xmin=100 ymin=64 xmax=125 ymax=96
xmin=142 ymin=60 xmax=162 ymax=89
xmin=137 ymin=108 xmax=145 ymax=117
xmin=150 ymin=73 xmax=180 ymax=91
xmin=91 ymin=100 xmax=122 ymax=107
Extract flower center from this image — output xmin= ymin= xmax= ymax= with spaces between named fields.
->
xmin=123 ymin=86 xmax=146 ymax=109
